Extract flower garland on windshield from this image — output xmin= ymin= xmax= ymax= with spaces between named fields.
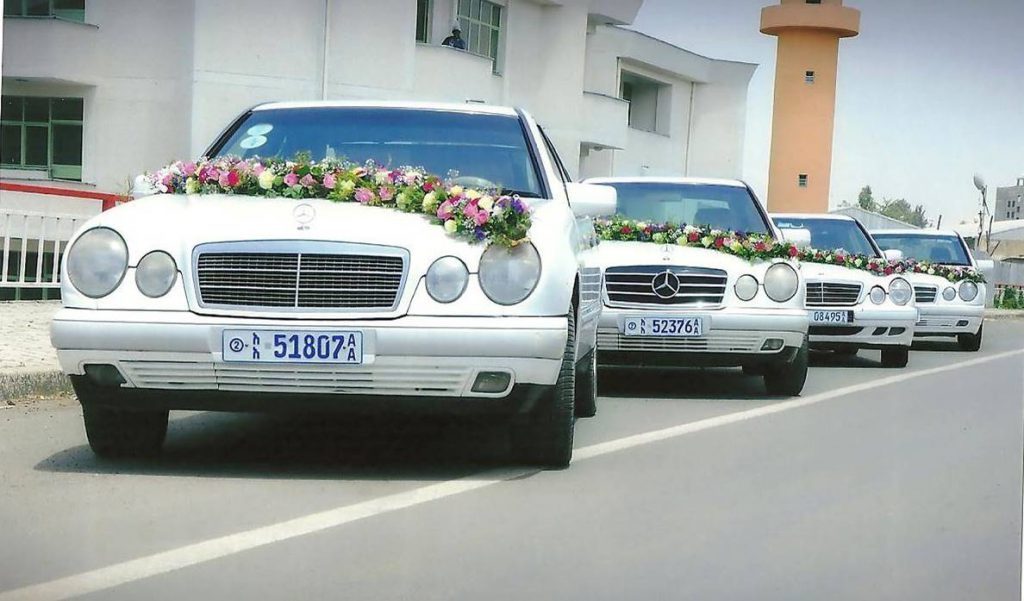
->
xmin=142 ymin=156 xmax=532 ymax=248
xmin=595 ymin=217 xmax=985 ymax=283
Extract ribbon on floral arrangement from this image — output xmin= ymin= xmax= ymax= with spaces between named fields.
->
xmin=594 ymin=217 xmax=985 ymax=283
xmin=142 ymin=156 xmax=532 ymax=248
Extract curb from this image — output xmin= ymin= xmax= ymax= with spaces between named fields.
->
xmin=985 ymin=311 xmax=1024 ymax=321
xmin=0 ymin=370 xmax=72 ymax=404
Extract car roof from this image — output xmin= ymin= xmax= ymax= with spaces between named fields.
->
xmin=583 ymin=176 xmax=748 ymax=188
xmin=771 ymin=213 xmax=856 ymax=222
xmin=869 ymin=229 xmax=961 ymax=237
xmin=251 ymin=100 xmax=520 ymax=117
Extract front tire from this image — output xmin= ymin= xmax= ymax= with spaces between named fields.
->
xmin=880 ymin=346 xmax=910 ymax=368
xmin=574 ymin=349 xmax=597 ymax=418
xmin=83 ymin=406 xmax=169 ymax=458
xmin=513 ymin=312 xmax=576 ymax=469
xmin=764 ymin=342 xmax=809 ymax=396
xmin=958 ymin=325 xmax=983 ymax=352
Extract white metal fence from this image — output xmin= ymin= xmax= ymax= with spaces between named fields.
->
xmin=1 ymin=209 xmax=85 ymax=298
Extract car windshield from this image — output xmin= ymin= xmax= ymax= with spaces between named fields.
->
xmin=872 ymin=233 xmax=972 ymax=266
xmin=772 ymin=217 xmax=880 ymax=257
xmin=599 ymin=182 xmax=770 ymax=235
xmin=210 ymin=107 xmax=544 ymax=197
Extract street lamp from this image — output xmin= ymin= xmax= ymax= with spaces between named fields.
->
xmin=973 ymin=173 xmax=988 ymax=251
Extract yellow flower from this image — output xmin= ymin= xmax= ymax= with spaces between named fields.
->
xmin=465 ymin=189 xmax=482 ymax=200
xmin=185 ymin=177 xmax=200 ymax=194
xmin=701 ymin=236 xmax=714 ymax=247
xmin=479 ymin=195 xmax=494 ymax=211
xmin=337 ymin=180 xmax=356 ymax=198
xmin=257 ymin=170 xmax=276 ymax=190
xmin=444 ymin=219 xmax=458 ymax=234
xmin=729 ymin=241 xmax=743 ymax=253
xmin=449 ymin=185 xmax=465 ymax=197
xmin=422 ymin=191 xmax=439 ymax=213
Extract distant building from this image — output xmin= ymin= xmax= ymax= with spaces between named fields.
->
xmin=994 ymin=177 xmax=1024 ymax=222
xmin=829 ymin=206 xmax=917 ymax=231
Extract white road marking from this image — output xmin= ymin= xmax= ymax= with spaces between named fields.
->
xmin=2 ymin=348 xmax=1022 ymax=601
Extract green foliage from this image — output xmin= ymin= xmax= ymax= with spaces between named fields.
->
xmin=998 ymin=287 xmax=1021 ymax=309
xmin=857 ymin=186 xmax=876 ymax=212
xmin=850 ymin=184 xmax=929 ymax=227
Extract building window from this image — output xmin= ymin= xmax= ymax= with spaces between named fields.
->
xmin=620 ymin=71 xmax=671 ymax=135
xmin=3 ymin=0 xmax=85 ymax=22
xmin=806 ymin=0 xmax=822 ymax=4
xmin=798 ymin=174 xmax=808 ymax=187
xmin=1 ymin=96 xmax=84 ymax=181
xmin=805 ymin=70 xmax=815 ymax=84
xmin=457 ymin=0 xmax=502 ymax=64
xmin=415 ymin=0 xmax=431 ymax=43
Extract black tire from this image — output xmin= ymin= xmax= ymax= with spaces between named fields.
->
xmin=742 ymin=364 xmax=765 ymax=376
xmin=513 ymin=312 xmax=576 ymax=469
xmin=957 ymin=325 xmax=983 ymax=352
xmin=880 ymin=346 xmax=910 ymax=368
xmin=764 ymin=341 xmax=809 ymax=396
xmin=834 ymin=348 xmax=858 ymax=356
xmin=574 ymin=348 xmax=597 ymax=418
xmin=83 ymin=406 xmax=168 ymax=458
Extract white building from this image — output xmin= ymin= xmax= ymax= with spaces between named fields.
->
xmin=0 ymin=0 xmax=754 ymax=296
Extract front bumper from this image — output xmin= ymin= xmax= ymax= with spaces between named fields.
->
xmin=597 ymin=306 xmax=808 ymax=367
xmin=51 ymin=309 xmax=567 ymax=409
xmin=807 ymin=305 xmax=917 ymax=349
xmin=914 ymin=304 xmax=984 ymax=336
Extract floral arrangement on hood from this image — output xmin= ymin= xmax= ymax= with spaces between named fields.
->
xmin=141 ymin=156 xmax=532 ymax=248
xmin=594 ymin=217 xmax=985 ymax=283
xmin=594 ymin=217 xmax=799 ymax=262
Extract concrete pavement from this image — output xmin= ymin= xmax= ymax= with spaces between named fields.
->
xmin=1 ymin=322 xmax=1022 ymax=600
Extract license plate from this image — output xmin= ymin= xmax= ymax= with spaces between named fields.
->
xmin=623 ymin=316 xmax=704 ymax=337
xmin=222 ymin=329 xmax=363 ymax=364
xmin=809 ymin=310 xmax=853 ymax=324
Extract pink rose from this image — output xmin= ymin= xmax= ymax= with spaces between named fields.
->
xmin=323 ymin=172 xmax=336 ymax=189
xmin=474 ymin=210 xmax=489 ymax=226
xmin=378 ymin=186 xmax=395 ymax=202
xmin=160 ymin=173 xmax=173 ymax=187
xmin=403 ymin=171 xmax=422 ymax=186
xmin=423 ymin=181 xmax=435 ymax=192
xmin=182 ymin=161 xmax=196 ymax=177
xmin=284 ymin=172 xmax=299 ymax=187
xmin=252 ymin=163 xmax=265 ymax=175
xmin=354 ymin=187 xmax=374 ymax=203
xmin=437 ymin=200 xmax=454 ymax=220
xmin=206 ymin=168 xmax=220 ymax=183
xmin=299 ymin=174 xmax=316 ymax=188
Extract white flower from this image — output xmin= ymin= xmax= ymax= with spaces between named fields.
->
xmin=422 ymin=191 xmax=439 ymax=212
xmin=444 ymin=219 xmax=458 ymax=234
xmin=374 ymin=170 xmax=390 ymax=185
xmin=465 ymin=189 xmax=482 ymax=200
xmin=257 ymin=170 xmax=276 ymax=190
xmin=479 ymin=195 xmax=494 ymax=212
xmin=449 ymin=185 xmax=464 ymax=197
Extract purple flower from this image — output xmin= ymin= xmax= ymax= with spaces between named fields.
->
xmin=299 ymin=174 xmax=316 ymax=188
xmin=323 ymin=172 xmax=336 ymax=189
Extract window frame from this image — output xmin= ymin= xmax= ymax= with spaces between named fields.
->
xmin=415 ymin=0 xmax=432 ymax=43
xmin=798 ymin=174 xmax=809 ymax=188
xmin=0 ymin=95 xmax=84 ymax=181
xmin=4 ymin=0 xmax=86 ymax=22
xmin=456 ymin=0 xmax=503 ymax=67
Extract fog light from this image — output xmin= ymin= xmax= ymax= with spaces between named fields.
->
xmin=873 ymin=327 xmax=888 ymax=336
xmin=761 ymin=338 xmax=784 ymax=351
xmin=471 ymin=371 xmax=511 ymax=393
xmin=956 ymin=320 xmax=969 ymax=327
xmin=889 ymin=327 xmax=906 ymax=336
xmin=84 ymin=364 xmax=126 ymax=387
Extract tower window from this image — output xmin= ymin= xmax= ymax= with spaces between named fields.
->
xmin=806 ymin=0 xmax=822 ymax=4
xmin=805 ymin=70 xmax=815 ymax=84
xmin=798 ymin=174 xmax=808 ymax=188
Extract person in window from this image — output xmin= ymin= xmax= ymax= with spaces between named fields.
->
xmin=442 ymin=26 xmax=466 ymax=50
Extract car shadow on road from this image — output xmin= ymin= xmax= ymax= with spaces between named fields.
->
xmin=911 ymin=338 xmax=965 ymax=352
xmin=35 ymin=411 xmax=521 ymax=480
xmin=808 ymin=351 xmax=884 ymax=369
xmin=598 ymin=367 xmax=784 ymax=400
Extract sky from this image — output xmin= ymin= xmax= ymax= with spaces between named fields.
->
xmin=629 ymin=0 xmax=1024 ymax=226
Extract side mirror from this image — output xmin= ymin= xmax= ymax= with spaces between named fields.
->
xmin=565 ymin=182 xmax=616 ymax=218
xmin=976 ymin=259 xmax=995 ymax=272
xmin=779 ymin=228 xmax=811 ymax=247
xmin=131 ymin=174 xmax=158 ymax=198
xmin=883 ymin=249 xmax=904 ymax=261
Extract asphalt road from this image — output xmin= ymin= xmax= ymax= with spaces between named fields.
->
xmin=2 ymin=324 xmax=1023 ymax=600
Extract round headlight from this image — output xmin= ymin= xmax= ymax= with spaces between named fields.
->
xmin=67 ymin=227 xmax=128 ymax=298
xmin=959 ymin=281 xmax=979 ymax=302
xmin=734 ymin=274 xmax=759 ymax=301
xmin=869 ymin=286 xmax=886 ymax=305
xmin=942 ymin=286 xmax=957 ymax=301
xmin=425 ymin=256 xmax=469 ymax=303
xmin=135 ymin=251 xmax=178 ymax=298
xmin=763 ymin=262 xmax=798 ymax=303
xmin=478 ymin=242 xmax=541 ymax=305
xmin=889 ymin=277 xmax=912 ymax=306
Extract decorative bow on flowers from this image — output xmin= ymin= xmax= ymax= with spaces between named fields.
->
xmin=142 ymin=156 xmax=532 ymax=248
xmin=594 ymin=217 xmax=985 ymax=283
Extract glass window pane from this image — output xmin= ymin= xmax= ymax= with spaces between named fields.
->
xmin=51 ymin=97 xmax=83 ymax=120
xmin=473 ymin=24 xmax=482 ymax=54
xmin=3 ymin=1 xmax=20 ymax=17
xmin=1 ymin=125 xmax=21 ymax=165
xmin=51 ymin=123 xmax=82 ymax=166
xmin=470 ymin=0 xmax=479 ymax=20
xmin=25 ymin=0 xmax=49 ymax=16
xmin=53 ymin=0 xmax=84 ymax=21
xmin=1 ymin=96 xmax=23 ymax=121
xmin=24 ymin=97 xmax=49 ymax=122
xmin=491 ymin=5 xmax=501 ymax=26
xmin=490 ymin=29 xmax=499 ymax=60
xmin=458 ymin=0 xmax=469 ymax=18
xmin=25 ymin=126 xmax=48 ymax=165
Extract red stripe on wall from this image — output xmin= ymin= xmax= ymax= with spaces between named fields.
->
xmin=0 ymin=182 xmax=128 ymax=211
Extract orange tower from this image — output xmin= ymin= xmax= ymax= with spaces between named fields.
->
xmin=761 ymin=0 xmax=860 ymax=212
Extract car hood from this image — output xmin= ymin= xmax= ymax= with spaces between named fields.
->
xmin=595 ymin=240 xmax=785 ymax=274
xmin=800 ymin=262 xmax=883 ymax=283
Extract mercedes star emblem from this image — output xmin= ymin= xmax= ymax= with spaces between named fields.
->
xmin=293 ymin=203 xmax=316 ymax=230
xmin=651 ymin=270 xmax=681 ymax=299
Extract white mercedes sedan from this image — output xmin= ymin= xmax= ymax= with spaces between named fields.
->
xmin=771 ymin=214 xmax=917 ymax=367
xmin=583 ymin=177 xmax=810 ymax=396
xmin=871 ymin=229 xmax=989 ymax=351
xmin=50 ymin=101 xmax=617 ymax=469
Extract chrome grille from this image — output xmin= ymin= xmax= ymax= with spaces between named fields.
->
xmin=194 ymin=242 xmax=406 ymax=312
xmin=597 ymin=331 xmax=763 ymax=353
xmin=913 ymin=285 xmax=937 ymax=303
xmin=605 ymin=265 xmax=727 ymax=307
xmin=805 ymin=282 xmax=862 ymax=307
